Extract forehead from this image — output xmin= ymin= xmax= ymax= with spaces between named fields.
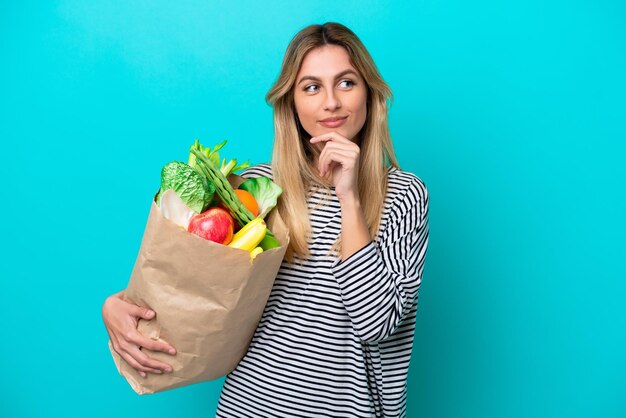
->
xmin=296 ymin=45 xmax=356 ymax=76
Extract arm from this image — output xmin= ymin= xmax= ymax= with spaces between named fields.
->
xmin=338 ymin=192 xmax=371 ymax=261
xmin=332 ymin=180 xmax=429 ymax=343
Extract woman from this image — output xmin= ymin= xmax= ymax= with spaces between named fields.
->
xmin=103 ymin=22 xmax=429 ymax=417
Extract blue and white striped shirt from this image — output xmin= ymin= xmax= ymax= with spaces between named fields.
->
xmin=216 ymin=163 xmax=430 ymax=417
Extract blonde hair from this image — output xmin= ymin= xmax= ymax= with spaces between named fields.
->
xmin=265 ymin=22 xmax=400 ymax=263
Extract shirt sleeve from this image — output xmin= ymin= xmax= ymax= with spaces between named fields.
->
xmin=239 ymin=163 xmax=273 ymax=180
xmin=330 ymin=178 xmax=430 ymax=343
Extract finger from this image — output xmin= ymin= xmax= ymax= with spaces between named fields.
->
xmin=118 ymin=345 xmax=164 ymax=374
xmin=325 ymin=153 xmax=356 ymax=178
xmin=129 ymin=345 xmax=174 ymax=372
xmin=131 ymin=305 xmax=156 ymax=321
xmin=316 ymin=141 xmax=356 ymax=156
xmin=122 ymin=331 xmax=174 ymax=371
xmin=325 ymin=161 xmax=340 ymax=180
xmin=109 ymin=333 xmax=122 ymax=356
xmin=319 ymin=148 xmax=339 ymax=178
xmin=316 ymin=141 xmax=358 ymax=171
xmin=109 ymin=330 xmax=140 ymax=368
xmin=310 ymin=132 xmax=350 ymax=144
xmin=312 ymin=136 xmax=360 ymax=171
xmin=127 ymin=330 xmax=176 ymax=356
xmin=319 ymin=149 xmax=355 ymax=177
xmin=138 ymin=336 xmax=177 ymax=356
xmin=114 ymin=336 xmax=163 ymax=374
xmin=318 ymin=145 xmax=341 ymax=175
xmin=321 ymin=147 xmax=355 ymax=162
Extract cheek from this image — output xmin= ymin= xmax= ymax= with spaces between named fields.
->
xmin=352 ymin=94 xmax=368 ymax=127
xmin=294 ymin=99 xmax=315 ymax=125
xmin=294 ymin=99 xmax=321 ymax=138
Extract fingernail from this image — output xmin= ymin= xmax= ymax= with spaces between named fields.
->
xmin=165 ymin=367 xmax=173 ymax=373
xmin=147 ymin=311 xmax=155 ymax=317
xmin=139 ymin=371 xmax=146 ymax=378
xmin=169 ymin=349 xmax=176 ymax=355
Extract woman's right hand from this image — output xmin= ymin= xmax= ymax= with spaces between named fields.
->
xmin=102 ymin=291 xmax=177 ymax=378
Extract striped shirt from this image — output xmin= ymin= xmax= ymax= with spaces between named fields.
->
xmin=216 ymin=163 xmax=430 ymax=417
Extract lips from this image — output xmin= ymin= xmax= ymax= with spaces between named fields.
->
xmin=319 ymin=116 xmax=348 ymax=128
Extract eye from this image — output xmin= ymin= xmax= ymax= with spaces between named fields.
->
xmin=304 ymin=84 xmax=319 ymax=93
xmin=339 ymin=79 xmax=355 ymax=88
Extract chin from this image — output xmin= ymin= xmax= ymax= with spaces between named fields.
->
xmin=319 ymin=126 xmax=348 ymax=136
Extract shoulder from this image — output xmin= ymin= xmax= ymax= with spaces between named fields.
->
xmin=386 ymin=166 xmax=429 ymax=216
xmin=239 ymin=163 xmax=273 ymax=180
xmin=387 ymin=167 xmax=428 ymax=207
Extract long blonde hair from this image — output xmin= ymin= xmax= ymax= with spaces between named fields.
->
xmin=265 ymin=22 xmax=400 ymax=263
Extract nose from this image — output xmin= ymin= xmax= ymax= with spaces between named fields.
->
xmin=323 ymin=89 xmax=341 ymax=111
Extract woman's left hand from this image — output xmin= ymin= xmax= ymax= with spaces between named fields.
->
xmin=310 ymin=132 xmax=360 ymax=201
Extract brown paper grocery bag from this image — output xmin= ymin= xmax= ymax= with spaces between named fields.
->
xmin=108 ymin=175 xmax=289 ymax=394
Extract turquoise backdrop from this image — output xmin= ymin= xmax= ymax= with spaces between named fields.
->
xmin=1 ymin=1 xmax=624 ymax=417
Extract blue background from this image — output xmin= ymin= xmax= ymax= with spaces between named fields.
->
xmin=1 ymin=1 xmax=625 ymax=417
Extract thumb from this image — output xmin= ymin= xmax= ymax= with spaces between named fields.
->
xmin=133 ymin=305 xmax=156 ymax=320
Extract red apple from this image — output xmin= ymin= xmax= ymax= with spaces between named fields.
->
xmin=187 ymin=207 xmax=234 ymax=244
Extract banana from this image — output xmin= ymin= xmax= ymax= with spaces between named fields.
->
xmin=250 ymin=246 xmax=264 ymax=260
xmin=228 ymin=218 xmax=267 ymax=251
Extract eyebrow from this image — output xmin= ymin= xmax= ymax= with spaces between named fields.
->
xmin=297 ymin=69 xmax=358 ymax=85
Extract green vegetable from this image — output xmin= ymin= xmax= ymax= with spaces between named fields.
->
xmin=190 ymin=148 xmax=253 ymax=223
xmin=188 ymin=139 xmax=250 ymax=177
xmin=257 ymin=233 xmax=282 ymax=250
xmin=238 ymin=177 xmax=283 ymax=219
xmin=190 ymin=147 xmax=282 ymax=250
xmin=156 ymin=161 xmax=215 ymax=214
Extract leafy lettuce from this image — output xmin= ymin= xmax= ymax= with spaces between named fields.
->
xmin=156 ymin=161 xmax=215 ymax=213
xmin=238 ymin=177 xmax=283 ymax=219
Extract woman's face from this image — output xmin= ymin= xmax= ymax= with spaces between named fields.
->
xmin=293 ymin=45 xmax=368 ymax=148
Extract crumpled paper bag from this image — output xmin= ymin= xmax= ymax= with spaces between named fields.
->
xmin=109 ymin=175 xmax=289 ymax=394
